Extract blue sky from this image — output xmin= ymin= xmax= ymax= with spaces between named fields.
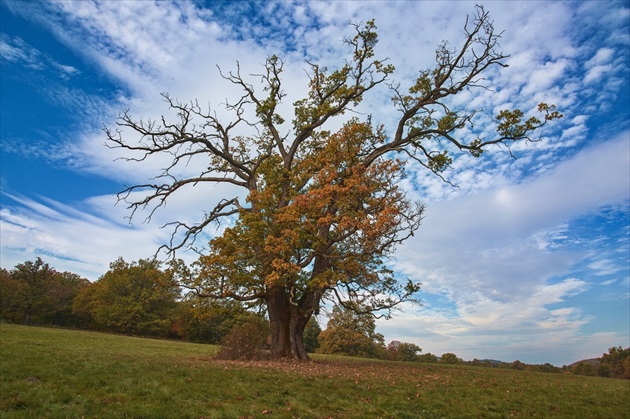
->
xmin=1 ymin=0 xmax=628 ymax=365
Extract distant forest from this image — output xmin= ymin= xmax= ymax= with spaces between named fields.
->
xmin=1 ymin=257 xmax=628 ymax=379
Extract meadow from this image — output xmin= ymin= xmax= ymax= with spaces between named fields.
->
xmin=1 ymin=324 xmax=628 ymax=418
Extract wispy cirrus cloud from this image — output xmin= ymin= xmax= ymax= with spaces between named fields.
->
xmin=0 ymin=33 xmax=79 ymax=77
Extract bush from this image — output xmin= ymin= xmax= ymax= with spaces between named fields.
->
xmin=417 ymin=353 xmax=438 ymax=363
xmin=439 ymin=352 xmax=461 ymax=365
xmin=573 ymin=362 xmax=596 ymax=376
xmin=216 ymin=316 xmax=269 ymax=361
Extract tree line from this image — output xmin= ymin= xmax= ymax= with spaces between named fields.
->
xmin=0 ymin=257 xmax=419 ymax=358
xmin=1 ymin=257 xmax=252 ymax=344
xmin=2 ymin=257 xmax=627 ymax=379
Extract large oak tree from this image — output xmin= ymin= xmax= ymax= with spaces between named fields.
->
xmin=107 ymin=7 xmax=561 ymax=360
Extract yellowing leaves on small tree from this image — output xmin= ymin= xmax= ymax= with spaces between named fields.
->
xmin=107 ymin=6 xmax=561 ymax=360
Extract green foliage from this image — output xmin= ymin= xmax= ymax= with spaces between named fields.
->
xmin=418 ymin=352 xmax=439 ymax=363
xmin=317 ymin=306 xmax=386 ymax=358
xmin=386 ymin=340 xmax=422 ymax=362
xmin=172 ymin=297 xmax=249 ymax=344
xmin=72 ymin=258 xmax=179 ymax=336
xmin=0 ymin=258 xmax=88 ymax=327
xmin=439 ymin=352 xmax=461 ymax=365
xmin=599 ymin=346 xmax=630 ymax=379
xmin=573 ymin=362 xmax=596 ymax=376
xmin=509 ymin=360 xmax=527 ymax=370
xmin=303 ymin=317 xmax=322 ymax=353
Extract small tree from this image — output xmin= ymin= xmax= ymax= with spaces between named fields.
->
xmin=303 ymin=317 xmax=322 ymax=353
xmin=509 ymin=360 xmax=526 ymax=370
xmin=387 ymin=340 xmax=422 ymax=362
xmin=418 ymin=353 xmax=438 ymax=363
xmin=439 ymin=353 xmax=461 ymax=365
xmin=317 ymin=306 xmax=385 ymax=358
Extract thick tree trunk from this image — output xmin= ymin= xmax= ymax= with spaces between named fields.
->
xmin=267 ymin=286 xmax=292 ymax=358
xmin=267 ymin=253 xmax=328 ymax=361
xmin=267 ymin=285 xmax=321 ymax=361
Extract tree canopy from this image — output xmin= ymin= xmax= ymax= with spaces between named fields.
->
xmin=73 ymin=258 xmax=179 ymax=336
xmin=0 ymin=258 xmax=89 ymax=327
xmin=317 ymin=306 xmax=386 ymax=359
xmin=107 ymin=6 xmax=561 ymax=359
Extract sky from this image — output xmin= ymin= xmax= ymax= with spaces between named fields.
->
xmin=0 ymin=0 xmax=628 ymax=366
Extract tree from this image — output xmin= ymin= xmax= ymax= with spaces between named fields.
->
xmin=72 ymin=258 xmax=179 ymax=336
xmin=599 ymin=346 xmax=630 ymax=379
xmin=48 ymin=271 xmax=90 ymax=327
xmin=172 ymin=295 xmax=250 ymax=343
xmin=317 ymin=306 xmax=385 ymax=358
xmin=0 ymin=258 xmax=89 ymax=326
xmin=303 ymin=317 xmax=322 ymax=353
xmin=1 ymin=258 xmax=57 ymax=324
xmin=509 ymin=360 xmax=526 ymax=370
xmin=216 ymin=314 xmax=270 ymax=361
xmin=572 ymin=362 xmax=596 ymax=376
xmin=107 ymin=6 xmax=561 ymax=360
xmin=387 ymin=340 xmax=422 ymax=362
xmin=418 ymin=353 xmax=438 ymax=363
xmin=0 ymin=267 xmax=19 ymax=322
xmin=439 ymin=353 xmax=461 ymax=365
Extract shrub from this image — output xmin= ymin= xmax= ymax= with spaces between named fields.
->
xmin=573 ymin=362 xmax=596 ymax=376
xmin=439 ymin=352 xmax=461 ymax=365
xmin=216 ymin=316 xmax=269 ymax=361
xmin=418 ymin=353 xmax=438 ymax=363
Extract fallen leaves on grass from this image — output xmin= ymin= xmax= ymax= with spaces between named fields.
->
xmin=193 ymin=356 xmax=453 ymax=389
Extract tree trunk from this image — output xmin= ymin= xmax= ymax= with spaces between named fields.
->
xmin=267 ymin=285 xmax=320 ymax=361
xmin=290 ymin=306 xmax=311 ymax=360
xmin=266 ymin=285 xmax=292 ymax=358
xmin=290 ymin=285 xmax=325 ymax=360
xmin=267 ymin=253 xmax=329 ymax=361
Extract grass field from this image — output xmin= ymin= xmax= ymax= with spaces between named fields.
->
xmin=1 ymin=324 xmax=628 ymax=418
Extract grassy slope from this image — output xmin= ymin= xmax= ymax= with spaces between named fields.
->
xmin=1 ymin=324 xmax=628 ymax=418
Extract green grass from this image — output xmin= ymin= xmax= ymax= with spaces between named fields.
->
xmin=1 ymin=324 xmax=628 ymax=418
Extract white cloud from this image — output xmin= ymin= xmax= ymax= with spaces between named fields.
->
xmin=397 ymin=132 xmax=629 ymax=289
xmin=0 ymin=33 xmax=80 ymax=77
xmin=385 ymin=133 xmax=629 ymax=363
xmin=0 ymin=35 xmax=45 ymax=69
